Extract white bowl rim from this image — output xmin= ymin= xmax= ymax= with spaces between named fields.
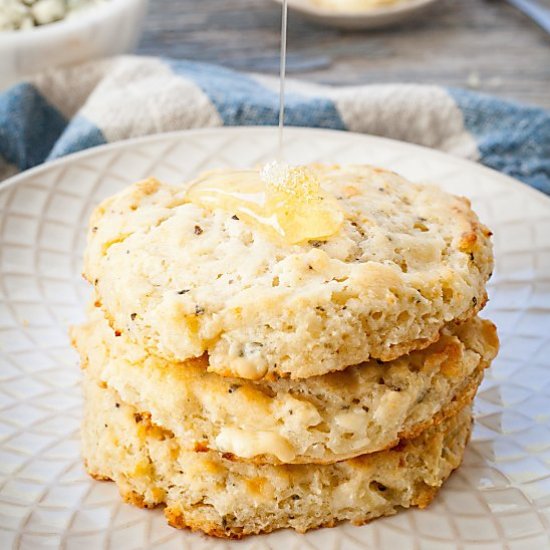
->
xmin=274 ymin=0 xmax=439 ymax=19
xmin=0 ymin=0 xmax=147 ymax=43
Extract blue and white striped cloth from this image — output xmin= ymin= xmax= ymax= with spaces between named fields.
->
xmin=0 ymin=56 xmax=549 ymax=194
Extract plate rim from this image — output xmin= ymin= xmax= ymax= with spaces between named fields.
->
xmin=271 ymin=0 xmax=440 ymax=21
xmin=2 ymin=126 xmax=549 ymax=210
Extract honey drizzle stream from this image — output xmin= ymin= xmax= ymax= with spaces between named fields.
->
xmin=278 ymin=0 xmax=288 ymax=161
xmin=184 ymin=1 xmax=344 ymax=245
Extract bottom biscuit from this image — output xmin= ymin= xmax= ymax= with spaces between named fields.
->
xmin=82 ymin=375 xmax=472 ymax=539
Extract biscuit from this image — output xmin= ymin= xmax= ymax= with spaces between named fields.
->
xmin=71 ymin=306 xmax=497 ymax=464
xmin=82 ymin=377 xmax=473 ymax=538
xmin=84 ymin=165 xmax=493 ymax=380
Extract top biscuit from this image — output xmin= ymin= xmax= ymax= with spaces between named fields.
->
xmin=84 ymin=164 xmax=493 ymax=380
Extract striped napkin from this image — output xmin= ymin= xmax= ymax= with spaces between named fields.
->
xmin=0 ymin=56 xmax=548 ymax=193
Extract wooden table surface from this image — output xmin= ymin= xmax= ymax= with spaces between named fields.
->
xmin=137 ymin=0 xmax=550 ymax=109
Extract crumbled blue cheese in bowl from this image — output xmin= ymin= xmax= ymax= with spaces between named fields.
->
xmin=0 ymin=0 xmax=109 ymax=31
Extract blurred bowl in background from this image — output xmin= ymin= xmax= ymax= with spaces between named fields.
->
xmin=273 ymin=0 xmax=439 ymax=30
xmin=0 ymin=0 xmax=148 ymax=91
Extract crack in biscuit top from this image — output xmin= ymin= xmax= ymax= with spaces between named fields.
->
xmin=186 ymin=163 xmax=344 ymax=245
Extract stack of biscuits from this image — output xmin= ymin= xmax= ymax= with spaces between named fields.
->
xmin=71 ymin=164 xmax=499 ymax=538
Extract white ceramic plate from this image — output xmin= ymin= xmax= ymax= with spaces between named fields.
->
xmin=1 ymin=127 xmax=550 ymax=550
xmin=272 ymin=0 xmax=439 ymax=30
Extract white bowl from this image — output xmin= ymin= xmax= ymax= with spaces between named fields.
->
xmin=273 ymin=0 xmax=439 ymax=30
xmin=0 ymin=0 xmax=148 ymax=90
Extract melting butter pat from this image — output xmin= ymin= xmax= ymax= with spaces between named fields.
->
xmin=216 ymin=427 xmax=296 ymax=462
xmin=186 ymin=163 xmax=343 ymax=244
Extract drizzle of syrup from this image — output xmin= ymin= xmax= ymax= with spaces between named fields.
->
xmin=185 ymin=163 xmax=343 ymax=245
xmin=278 ymin=0 xmax=288 ymax=160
